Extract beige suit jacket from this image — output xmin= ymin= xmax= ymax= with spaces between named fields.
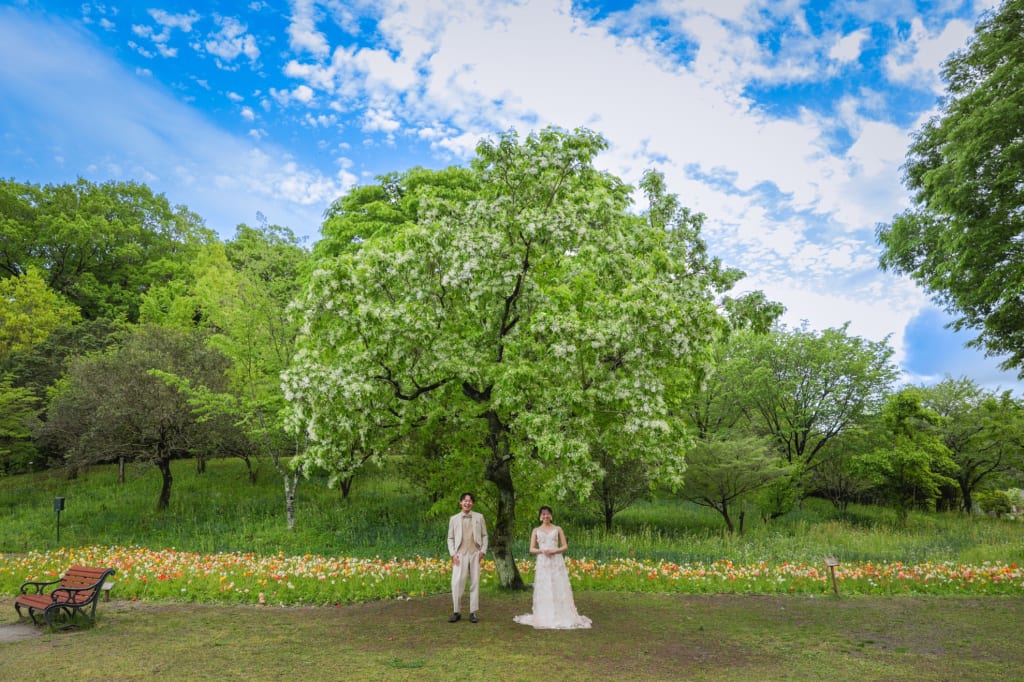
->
xmin=447 ymin=511 xmax=488 ymax=556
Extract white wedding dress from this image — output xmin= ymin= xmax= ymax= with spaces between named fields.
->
xmin=513 ymin=527 xmax=592 ymax=629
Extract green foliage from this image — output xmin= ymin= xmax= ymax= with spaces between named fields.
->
xmin=142 ymin=223 xmax=312 ymax=524
xmin=679 ymin=436 xmax=791 ymax=532
xmin=0 ymin=267 xmax=80 ymax=356
xmin=0 ymin=374 xmax=38 ymax=474
xmin=36 ymin=324 xmax=238 ymax=510
xmin=0 ymin=177 xmax=213 ymax=322
xmin=917 ymin=376 xmax=1024 ymax=511
xmin=877 ymin=0 xmax=1024 ymax=371
xmin=727 ymin=323 xmax=898 ymax=468
xmin=587 ymin=447 xmax=652 ymax=530
xmin=977 ymin=490 xmax=1013 ymax=516
xmin=286 ymin=128 xmax=761 ymax=587
xmin=854 ymin=388 xmax=960 ymax=524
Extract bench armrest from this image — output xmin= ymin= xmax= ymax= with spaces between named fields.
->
xmin=50 ymin=586 xmax=98 ymax=604
xmin=19 ymin=578 xmax=61 ymax=595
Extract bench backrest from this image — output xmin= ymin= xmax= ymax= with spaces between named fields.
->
xmin=58 ymin=566 xmax=115 ymax=603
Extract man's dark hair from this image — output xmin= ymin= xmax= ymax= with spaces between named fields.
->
xmin=460 ymin=492 xmax=475 ymax=503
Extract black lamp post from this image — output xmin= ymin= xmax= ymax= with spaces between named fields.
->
xmin=54 ymin=497 xmax=65 ymax=544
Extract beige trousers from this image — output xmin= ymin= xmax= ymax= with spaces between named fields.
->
xmin=451 ymin=550 xmax=482 ymax=613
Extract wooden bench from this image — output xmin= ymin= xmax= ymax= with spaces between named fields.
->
xmin=15 ymin=565 xmax=117 ymax=628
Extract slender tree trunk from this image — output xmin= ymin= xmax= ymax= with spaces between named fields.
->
xmin=284 ymin=472 xmax=298 ymax=531
xmin=716 ymin=500 xmax=735 ymax=533
xmin=118 ymin=457 xmax=125 ymax=484
xmin=156 ymin=456 xmax=173 ymax=510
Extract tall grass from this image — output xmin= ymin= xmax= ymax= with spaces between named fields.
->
xmin=1 ymin=457 xmax=1022 ymax=566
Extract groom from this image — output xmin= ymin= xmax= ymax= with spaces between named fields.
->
xmin=447 ymin=492 xmax=488 ymax=623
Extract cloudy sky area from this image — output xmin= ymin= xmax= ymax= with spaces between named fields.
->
xmin=0 ymin=0 xmax=1019 ymax=393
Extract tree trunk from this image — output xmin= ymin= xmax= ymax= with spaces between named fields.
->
xmin=718 ymin=500 xmax=735 ymax=533
xmin=960 ymin=480 xmax=975 ymax=513
xmin=156 ymin=456 xmax=173 ymax=510
xmin=118 ymin=457 xmax=125 ymax=484
xmin=486 ymin=455 xmax=525 ymax=590
xmin=284 ymin=472 xmax=298 ymax=531
xmin=483 ymin=411 xmax=524 ymax=590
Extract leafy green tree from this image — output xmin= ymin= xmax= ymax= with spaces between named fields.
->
xmin=2 ymin=317 xmax=123 ymax=401
xmin=854 ymin=388 xmax=959 ymax=524
xmin=918 ymin=376 xmax=1024 ymax=512
xmin=729 ymin=323 xmax=898 ymax=471
xmin=0 ymin=375 xmax=38 ymax=474
xmin=0 ymin=178 xmax=212 ymax=322
xmin=37 ymin=325 xmax=236 ymax=510
xmin=680 ymin=436 xmax=790 ymax=533
xmin=143 ymin=224 xmax=311 ymax=527
xmin=588 ymin=447 xmax=651 ymax=531
xmin=0 ymin=268 xmax=80 ymax=356
xmin=877 ymin=0 xmax=1024 ymax=371
xmin=806 ymin=420 xmax=885 ymax=511
xmin=286 ymin=128 xmax=757 ymax=588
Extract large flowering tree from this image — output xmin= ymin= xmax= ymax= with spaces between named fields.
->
xmin=284 ymin=128 xmax=754 ymax=588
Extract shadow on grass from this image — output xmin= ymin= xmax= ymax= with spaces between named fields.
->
xmin=2 ymin=591 xmax=1022 ymax=681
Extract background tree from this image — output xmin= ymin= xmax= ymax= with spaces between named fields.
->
xmin=0 ymin=177 xmax=211 ymax=322
xmin=286 ymin=128 xmax=759 ymax=588
xmin=918 ymin=376 xmax=1024 ymax=512
xmin=0 ymin=268 xmax=81 ymax=356
xmin=37 ymin=324 xmax=236 ymax=509
xmin=0 ymin=376 xmax=38 ymax=475
xmin=877 ymin=0 xmax=1024 ymax=371
xmin=143 ymin=224 xmax=311 ymax=527
xmin=588 ymin=447 xmax=651 ymax=531
xmin=729 ymin=323 xmax=898 ymax=476
xmin=805 ymin=420 xmax=885 ymax=510
xmin=679 ymin=436 xmax=790 ymax=533
xmin=853 ymin=388 xmax=959 ymax=524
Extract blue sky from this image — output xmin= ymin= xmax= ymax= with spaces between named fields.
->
xmin=1 ymin=0 xmax=1020 ymax=393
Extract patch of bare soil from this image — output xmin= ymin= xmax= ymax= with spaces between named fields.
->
xmin=0 ymin=622 xmax=42 ymax=643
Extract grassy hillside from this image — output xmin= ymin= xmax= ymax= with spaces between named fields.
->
xmin=1 ymin=457 xmax=1022 ymax=566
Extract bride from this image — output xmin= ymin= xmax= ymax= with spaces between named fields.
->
xmin=513 ymin=506 xmax=592 ymax=629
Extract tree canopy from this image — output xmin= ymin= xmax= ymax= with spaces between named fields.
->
xmin=285 ymin=127 xmax=764 ymax=587
xmin=877 ymin=0 xmax=1024 ymax=371
xmin=0 ymin=177 xmax=212 ymax=322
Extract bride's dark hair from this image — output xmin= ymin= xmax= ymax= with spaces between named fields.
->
xmin=538 ymin=505 xmax=553 ymax=520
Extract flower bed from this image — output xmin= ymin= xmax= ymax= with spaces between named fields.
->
xmin=2 ymin=547 xmax=1021 ymax=605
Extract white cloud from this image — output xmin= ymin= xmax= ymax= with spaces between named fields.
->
xmin=149 ymin=9 xmax=201 ymax=33
xmin=287 ymin=0 xmax=330 ymax=57
xmin=884 ymin=16 xmax=973 ymax=92
xmin=362 ymin=107 xmax=401 ymax=134
xmin=204 ymin=16 xmax=260 ymax=65
xmin=829 ymin=28 xmax=870 ymax=63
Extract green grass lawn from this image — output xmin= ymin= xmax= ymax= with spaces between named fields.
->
xmin=2 ymin=591 xmax=1022 ymax=681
